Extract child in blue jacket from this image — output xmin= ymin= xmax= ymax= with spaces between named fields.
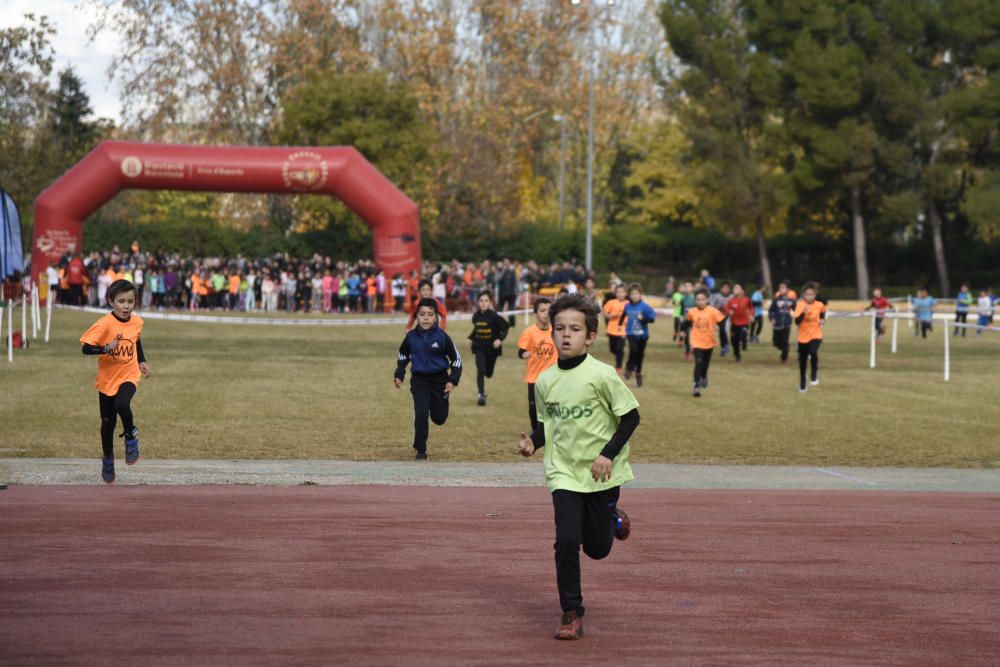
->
xmin=622 ymin=282 xmax=656 ymax=387
xmin=394 ymin=298 xmax=463 ymax=460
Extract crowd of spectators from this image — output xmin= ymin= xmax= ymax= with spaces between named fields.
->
xmin=44 ymin=243 xmax=601 ymax=315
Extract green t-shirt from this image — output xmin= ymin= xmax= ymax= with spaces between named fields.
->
xmin=535 ymin=354 xmax=640 ymax=493
xmin=681 ymin=292 xmax=696 ymax=314
xmin=672 ymin=291 xmax=684 ymax=317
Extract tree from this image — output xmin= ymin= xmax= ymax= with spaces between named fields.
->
xmin=622 ymin=119 xmax=702 ymax=229
xmin=0 ymin=13 xmax=56 ymax=246
xmin=942 ymin=0 xmax=1000 ymax=243
xmin=750 ymin=0 xmax=929 ymax=298
xmin=272 ymin=69 xmax=435 ymax=255
xmin=48 ymin=67 xmax=109 ymax=162
xmin=659 ymin=0 xmax=788 ymax=288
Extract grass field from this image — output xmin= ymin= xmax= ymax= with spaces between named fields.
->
xmin=2 ymin=306 xmax=998 ymax=467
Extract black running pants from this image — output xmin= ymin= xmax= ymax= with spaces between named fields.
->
xmin=552 ymin=487 xmax=620 ymax=617
xmin=98 ymin=382 xmax=137 ymax=459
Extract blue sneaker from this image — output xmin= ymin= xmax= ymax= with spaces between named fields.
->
xmin=101 ymin=457 xmax=115 ymax=484
xmin=123 ymin=427 xmax=140 ymax=465
xmin=614 ymin=508 xmax=630 ymax=540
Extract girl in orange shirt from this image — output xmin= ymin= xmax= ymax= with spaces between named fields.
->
xmin=793 ymin=282 xmax=827 ymax=392
xmin=602 ymin=283 xmax=628 ymax=374
xmin=516 ymin=297 xmax=557 ymax=429
xmin=80 ymin=280 xmax=152 ymax=483
xmin=686 ymin=288 xmax=726 ymax=397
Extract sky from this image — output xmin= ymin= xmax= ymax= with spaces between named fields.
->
xmin=1 ymin=0 xmax=123 ymax=122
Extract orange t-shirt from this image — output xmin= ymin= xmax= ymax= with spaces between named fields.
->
xmin=192 ymin=275 xmax=209 ymax=296
xmin=80 ymin=313 xmax=145 ymax=395
xmin=517 ymin=324 xmax=557 ymax=383
xmin=228 ymin=275 xmax=240 ymax=294
xmin=686 ymin=306 xmax=726 ymax=349
xmin=794 ymin=300 xmax=826 ymax=343
xmin=603 ymin=299 xmax=627 ymax=337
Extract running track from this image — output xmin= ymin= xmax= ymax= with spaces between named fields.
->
xmin=2 ymin=485 xmax=999 ymax=665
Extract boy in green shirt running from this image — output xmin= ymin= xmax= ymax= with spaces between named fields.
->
xmin=517 ymin=293 xmax=641 ymax=641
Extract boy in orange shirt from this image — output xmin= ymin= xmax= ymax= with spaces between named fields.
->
xmin=80 ymin=280 xmax=152 ymax=483
xmin=602 ymin=283 xmax=628 ymax=374
xmin=793 ymin=281 xmax=827 ymax=392
xmin=227 ymin=271 xmax=241 ymax=311
xmin=517 ymin=297 xmax=557 ymax=430
xmin=405 ymin=279 xmax=448 ymax=331
xmin=686 ymin=288 xmax=726 ymax=397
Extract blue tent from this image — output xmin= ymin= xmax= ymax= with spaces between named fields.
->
xmin=1 ymin=188 xmax=24 ymax=280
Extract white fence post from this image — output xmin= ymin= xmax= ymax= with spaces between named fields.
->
xmin=6 ymin=300 xmax=12 ymax=362
xmin=869 ymin=311 xmax=877 ymax=368
xmin=524 ymin=286 xmax=532 ymax=327
xmin=891 ymin=312 xmax=899 ymax=354
xmin=21 ymin=291 xmax=27 ymax=347
xmin=943 ymin=317 xmax=950 ymax=382
xmin=45 ymin=292 xmax=52 ymax=343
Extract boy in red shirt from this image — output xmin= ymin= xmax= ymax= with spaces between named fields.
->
xmin=862 ymin=287 xmax=895 ymax=342
xmin=724 ymin=283 xmax=754 ymax=362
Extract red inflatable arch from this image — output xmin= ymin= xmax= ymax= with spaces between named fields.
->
xmin=31 ymin=141 xmax=422 ymax=284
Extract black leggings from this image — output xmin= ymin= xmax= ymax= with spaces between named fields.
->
xmin=608 ymin=335 xmax=625 ymax=369
xmin=772 ymin=328 xmax=790 ymax=361
xmin=474 ymin=347 xmax=500 ymax=395
xmin=954 ymin=312 xmax=967 ymax=336
xmin=99 ymin=383 xmax=137 ymax=459
xmin=527 ymin=383 xmax=538 ymax=431
xmin=752 ymin=315 xmax=763 ymax=339
xmin=498 ymin=294 xmax=517 ymax=327
xmin=693 ymin=348 xmax=713 ymax=384
xmin=730 ymin=325 xmax=748 ymax=359
xmin=625 ymin=336 xmax=647 ymax=373
xmin=798 ymin=339 xmax=821 ymax=387
xmin=718 ymin=317 xmax=730 ymax=349
xmin=410 ymin=375 xmax=450 ymax=454
xmin=682 ymin=320 xmax=692 ymax=354
xmin=552 ymin=487 xmax=620 ymax=616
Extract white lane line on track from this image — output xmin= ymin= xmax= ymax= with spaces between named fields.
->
xmin=813 ymin=467 xmax=879 ymax=486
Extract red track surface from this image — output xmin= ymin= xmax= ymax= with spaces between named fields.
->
xmin=2 ymin=486 xmax=999 ymax=665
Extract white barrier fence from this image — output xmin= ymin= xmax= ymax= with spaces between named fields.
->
xmin=825 ymin=309 xmax=999 ymax=382
xmin=9 ymin=287 xmax=996 ymax=383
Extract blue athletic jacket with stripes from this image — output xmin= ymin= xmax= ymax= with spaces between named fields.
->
xmin=395 ymin=324 xmax=462 ymax=385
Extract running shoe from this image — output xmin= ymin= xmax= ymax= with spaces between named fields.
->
xmin=123 ymin=427 xmax=140 ymax=465
xmin=700 ymin=378 xmax=709 ymax=389
xmin=101 ymin=457 xmax=115 ymax=484
xmin=614 ymin=508 xmax=630 ymax=541
xmin=810 ymin=374 xmax=820 ymax=386
xmin=693 ymin=385 xmax=701 ymax=398
xmin=415 ymin=451 xmax=428 ymax=461
xmin=635 ymin=372 xmax=643 ymax=387
xmin=623 ymin=370 xmax=633 ymax=381
xmin=477 ymin=394 xmax=486 ymax=406
xmin=555 ymin=611 xmax=584 ymax=640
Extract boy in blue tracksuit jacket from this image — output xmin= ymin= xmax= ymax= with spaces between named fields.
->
xmin=768 ymin=281 xmax=796 ymax=362
xmin=394 ymin=298 xmax=462 ymax=460
xmin=621 ymin=282 xmax=656 ymax=387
